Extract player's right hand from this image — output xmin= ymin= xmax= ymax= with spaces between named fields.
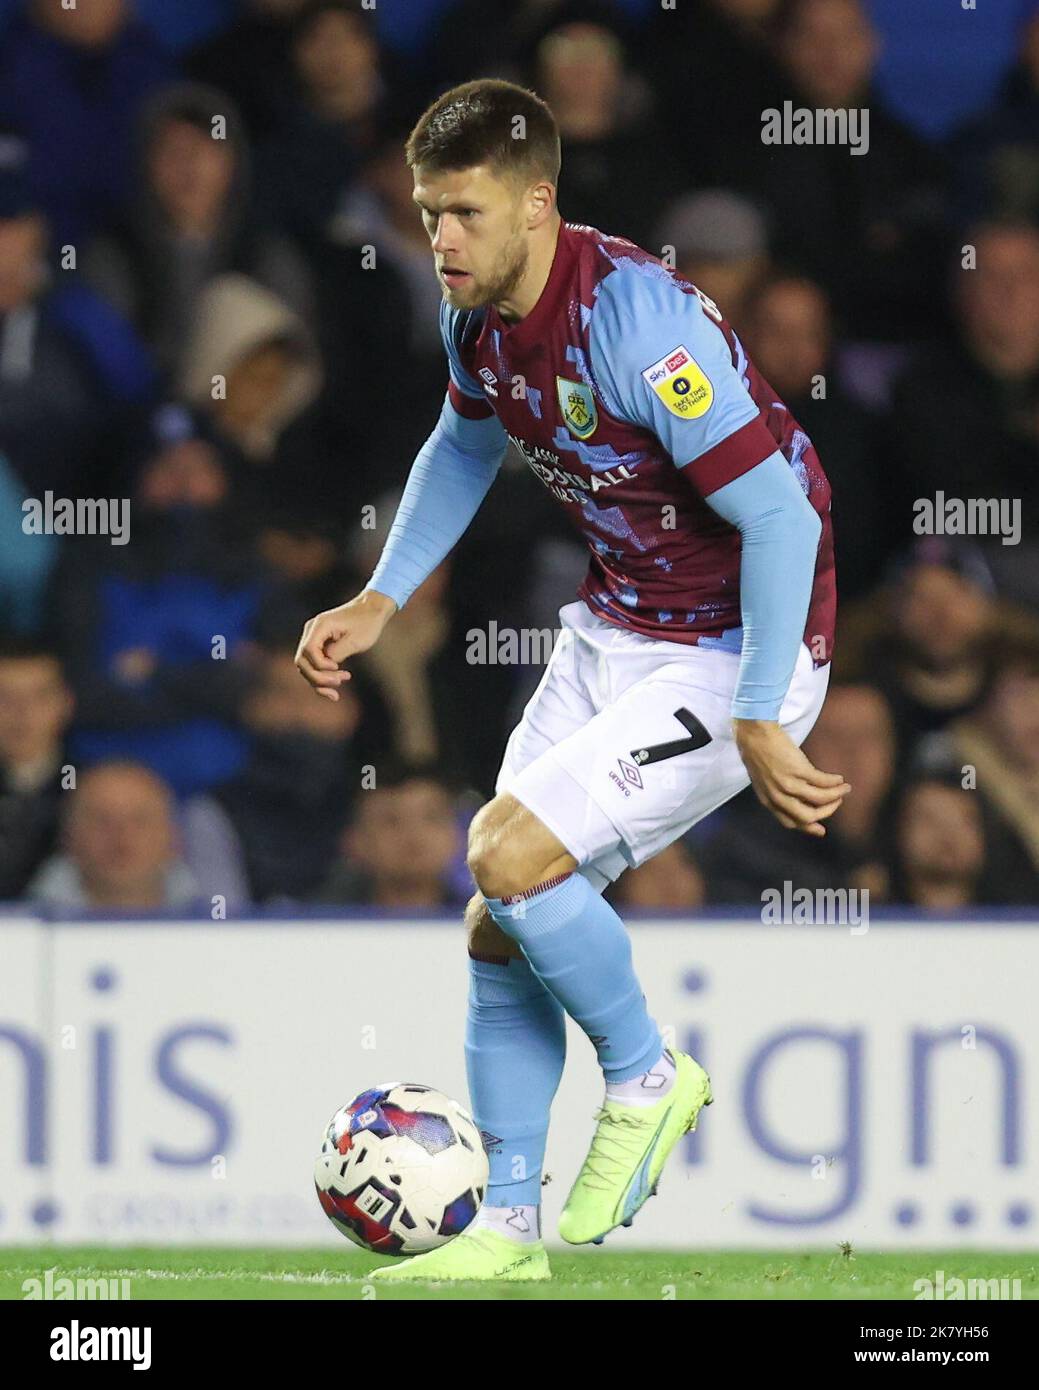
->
xmin=294 ymin=589 xmax=398 ymax=702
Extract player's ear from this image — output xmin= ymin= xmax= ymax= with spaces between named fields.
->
xmin=526 ymin=180 xmax=555 ymax=230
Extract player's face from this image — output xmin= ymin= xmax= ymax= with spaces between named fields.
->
xmin=412 ymin=164 xmax=529 ymax=311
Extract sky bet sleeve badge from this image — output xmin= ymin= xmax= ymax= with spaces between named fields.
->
xmin=556 ymin=376 xmax=598 ymax=439
xmin=641 ymin=345 xmax=714 ymax=419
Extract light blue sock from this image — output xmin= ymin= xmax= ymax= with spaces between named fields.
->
xmin=465 ymin=952 xmax=566 ymax=1208
xmin=485 ymin=873 xmax=662 ymax=1083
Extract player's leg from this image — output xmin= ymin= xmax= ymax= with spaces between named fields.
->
xmin=464 ymin=893 xmax=565 ymax=1248
xmin=468 ymin=791 xmax=669 ymax=1086
xmin=459 ymin=611 xmax=605 ymax=1248
xmin=521 ymin=639 xmax=828 ymax=1242
xmin=372 ymin=890 xmax=569 ymax=1283
xmin=373 ymin=611 xmax=596 ymax=1281
xmin=464 ymin=787 xmax=707 ymax=1247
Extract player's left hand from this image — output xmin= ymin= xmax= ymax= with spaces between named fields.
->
xmin=733 ymin=719 xmax=850 ymax=837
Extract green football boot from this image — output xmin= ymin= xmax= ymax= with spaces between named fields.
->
xmin=558 ymin=1050 xmax=713 ymax=1245
xmin=369 ymin=1229 xmax=551 ymax=1282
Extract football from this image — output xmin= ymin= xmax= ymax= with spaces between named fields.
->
xmin=313 ymin=1082 xmax=489 ymax=1256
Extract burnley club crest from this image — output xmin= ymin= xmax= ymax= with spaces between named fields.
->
xmin=556 ymin=376 xmax=598 ymax=440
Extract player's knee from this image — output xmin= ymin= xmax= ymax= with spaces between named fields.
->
xmin=464 ymin=894 xmax=522 ymax=961
xmin=466 ymin=798 xmax=534 ymax=900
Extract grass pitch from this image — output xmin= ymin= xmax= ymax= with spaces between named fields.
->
xmin=1 ymin=1247 xmax=1036 ymax=1300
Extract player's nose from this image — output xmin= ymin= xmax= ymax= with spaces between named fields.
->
xmin=430 ymin=215 xmax=457 ymax=254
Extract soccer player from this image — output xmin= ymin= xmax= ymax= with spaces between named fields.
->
xmin=295 ymin=80 xmax=847 ymax=1280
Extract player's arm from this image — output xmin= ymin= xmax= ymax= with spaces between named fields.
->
xmin=295 ymin=310 xmax=508 ymax=700
xmin=588 ymin=271 xmax=849 ymax=834
xmin=701 ymin=458 xmax=848 ymax=835
xmin=367 ymin=397 xmax=507 ymax=610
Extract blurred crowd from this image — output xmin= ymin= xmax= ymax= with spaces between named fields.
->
xmin=0 ymin=0 xmax=1037 ymax=914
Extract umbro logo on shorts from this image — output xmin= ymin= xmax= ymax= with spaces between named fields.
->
xmin=609 ymin=759 xmax=644 ymax=796
xmin=618 ymin=759 xmax=644 ymax=789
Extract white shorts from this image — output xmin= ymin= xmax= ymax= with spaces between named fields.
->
xmin=495 ymin=602 xmax=830 ymax=891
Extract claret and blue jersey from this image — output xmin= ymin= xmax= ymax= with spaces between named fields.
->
xmin=442 ymin=222 xmax=835 ymax=659
xmin=370 ymin=220 xmax=837 ymax=722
